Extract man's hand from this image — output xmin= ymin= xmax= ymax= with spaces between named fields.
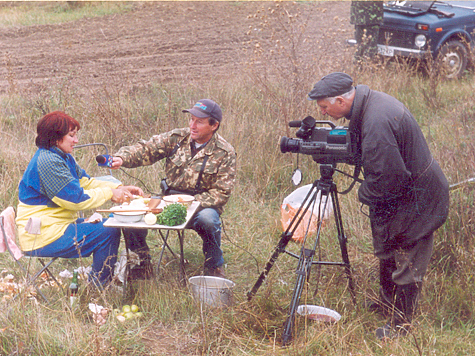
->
xmin=111 ymin=156 xmax=123 ymax=170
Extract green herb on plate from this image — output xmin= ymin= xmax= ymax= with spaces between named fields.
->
xmin=156 ymin=203 xmax=187 ymax=226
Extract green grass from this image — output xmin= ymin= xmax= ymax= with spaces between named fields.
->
xmin=1 ymin=1 xmax=475 ymax=355
xmin=0 ymin=2 xmax=134 ymax=28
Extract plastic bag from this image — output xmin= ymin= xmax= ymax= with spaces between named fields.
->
xmin=280 ymin=184 xmax=333 ymax=243
xmin=114 ymin=249 xmax=140 ymax=283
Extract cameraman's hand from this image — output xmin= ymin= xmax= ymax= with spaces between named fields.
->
xmin=111 ymin=157 xmax=123 ymax=170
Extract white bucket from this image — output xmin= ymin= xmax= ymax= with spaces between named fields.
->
xmin=189 ymin=276 xmax=235 ymax=308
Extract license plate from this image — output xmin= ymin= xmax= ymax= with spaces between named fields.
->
xmin=378 ymin=46 xmax=394 ymax=57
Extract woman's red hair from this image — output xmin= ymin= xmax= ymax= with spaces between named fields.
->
xmin=35 ymin=111 xmax=80 ymax=149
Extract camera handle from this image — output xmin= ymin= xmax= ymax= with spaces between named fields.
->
xmin=246 ymin=164 xmax=356 ymax=346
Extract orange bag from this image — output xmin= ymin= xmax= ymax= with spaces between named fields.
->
xmin=280 ymin=185 xmax=333 ymax=243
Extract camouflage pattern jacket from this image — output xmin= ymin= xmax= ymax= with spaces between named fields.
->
xmin=115 ymin=128 xmax=236 ymax=214
xmin=350 ymin=1 xmax=384 ymax=26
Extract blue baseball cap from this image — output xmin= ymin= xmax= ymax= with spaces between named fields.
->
xmin=182 ymin=99 xmax=222 ymax=122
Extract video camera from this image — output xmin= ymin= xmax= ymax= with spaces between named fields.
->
xmin=280 ymin=116 xmax=358 ymax=165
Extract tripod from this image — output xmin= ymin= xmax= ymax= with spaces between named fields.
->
xmin=247 ymin=164 xmax=356 ymax=346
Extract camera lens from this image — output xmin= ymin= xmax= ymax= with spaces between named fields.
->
xmin=280 ymin=137 xmax=300 ymax=153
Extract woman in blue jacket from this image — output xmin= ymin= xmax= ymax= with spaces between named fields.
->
xmin=16 ymin=111 xmax=143 ymax=288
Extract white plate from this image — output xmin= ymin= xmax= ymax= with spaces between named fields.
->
xmin=297 ymin=305 xmax=341 ymax=323
xmin=377 ymin=45 xmax=394 ymax=57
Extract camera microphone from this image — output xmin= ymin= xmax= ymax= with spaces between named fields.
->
xmin=289 ymin=120 xmax=302 ymax=127
xmin=96 ymin=154 xmax=113 ymax=168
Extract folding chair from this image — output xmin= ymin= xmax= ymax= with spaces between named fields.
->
xmin=0 ymin=207 xmax=62 ymax=303
xmin=0 ymin=144 xmax=121 ymax=303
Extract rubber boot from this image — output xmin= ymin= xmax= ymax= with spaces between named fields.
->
xmin=367 ymin=258 xmax=397 ymax=316
xmin=392 ymin=282 xmax=421 ymax=331
xmin=376 ymin=282 xmax=421 ymax=339
xmin=379 ymin=258 xmax=398 ymax=316
xmin=128 ymin=251 xmax=154 ymax=280
xmin=123 ymin=229 xmax=154 ymax=280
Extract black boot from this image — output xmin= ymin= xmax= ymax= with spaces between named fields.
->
xmin=123 ymin=228 xmax=154 ymax=280
xmin=128 ymin=251 xmax=154 ymax=280
xmin=379 ymin=258 xmax=398 ymax=315
xmin=367 ymin=258 xmax=397 ymax=316
xmin=393 ymin=282 xmax=421 ymax=330
xmin=376 ymin=282 xmax=421 ymax=339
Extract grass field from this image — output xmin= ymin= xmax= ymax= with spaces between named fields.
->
xmin=1 ymin=2 xmax=475 ymax=355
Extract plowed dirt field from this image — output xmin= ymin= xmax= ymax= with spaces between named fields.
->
xmin=0 ymin=1 xmax=353 ymax=96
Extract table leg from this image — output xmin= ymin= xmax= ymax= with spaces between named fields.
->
xmin=122 ymin=228 xmax=130 ymax=301
xmin=121 ymin=229 xmax=138 ymax=302
xmin=156 ymin=230 xmax=170 ymax=278
xmin=178 ymin=230 xmax=186 ymax=286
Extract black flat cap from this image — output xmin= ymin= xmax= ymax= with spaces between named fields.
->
xmin=307 ymin=72 xmax=353 ymax=100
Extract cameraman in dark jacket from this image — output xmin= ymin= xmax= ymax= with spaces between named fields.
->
xmin=308 ymin=72 xmax=449 ymax=338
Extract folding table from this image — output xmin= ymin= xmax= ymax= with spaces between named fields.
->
xmin=104 ymin=201 xmax=200 ymax=290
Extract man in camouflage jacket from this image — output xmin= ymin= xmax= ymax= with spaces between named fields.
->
xmin=112 ymin=99 xmax=236 ymax=278
xmin=350 ymin=1 xmax=384 ymax=64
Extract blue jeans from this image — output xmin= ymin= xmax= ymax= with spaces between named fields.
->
xmin=188 ymin=208 xmax=224 ymax=270
xmin=25 ymin=218 xmax=121 ymax=287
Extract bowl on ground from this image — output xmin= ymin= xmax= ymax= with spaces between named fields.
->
xmin=296 ymin=305 xmax=341 ymax=323
xmin=189 ymin=276 xmax=235 ymax=308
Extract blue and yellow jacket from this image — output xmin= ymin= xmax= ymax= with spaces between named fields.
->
xmin=16 ymin=147 xmax=120 ymax=251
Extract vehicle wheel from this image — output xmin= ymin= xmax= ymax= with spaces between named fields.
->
xmin=435 ymin=40 xmax=468 ymax=79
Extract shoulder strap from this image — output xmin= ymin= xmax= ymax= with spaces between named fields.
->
xmin=194 ymin=155 xmax=209 ymax=192
xmin=169 ymin=142 xmax=181 ymax=157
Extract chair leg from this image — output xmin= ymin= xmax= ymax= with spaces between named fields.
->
xmin=38 ymin=258 xmax=62 ymax=289
xmin=15 ymin=258 xmax=62 ymax=304
xmin=12 ymin=259 xmax=50 ymax=303
xmin=1 ymin=213 xmax=61 ymax=304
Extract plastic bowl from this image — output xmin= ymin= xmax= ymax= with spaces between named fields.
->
xmin=163 ymin=194 xmax=195 ymax=207
xmin=296 ymin=305 xmax=341 ymax=323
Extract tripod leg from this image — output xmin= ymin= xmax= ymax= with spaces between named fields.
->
xmin=282 ymin=248 xmax=314 ymax=346
xmin=248 ymin=183 xmax=321 ymax=301
xmin=247 ymin=232 xmax=290 ymax=300
xmin=331 ymin=188 xmax=356 ymax=304
xmin=247 ymin=232 xmax=293 ymax=300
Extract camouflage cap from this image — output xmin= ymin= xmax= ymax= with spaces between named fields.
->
xmin=307 ymin=72 xmax=353 ymax=100
xmin=182 ymin=99 xmax=222 ymax=122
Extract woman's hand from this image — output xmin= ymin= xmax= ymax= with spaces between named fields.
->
xmin=120 ymin=185 xmax=144 ymax=197
xmin=111 ymin=188 xmax=134 ymax=204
